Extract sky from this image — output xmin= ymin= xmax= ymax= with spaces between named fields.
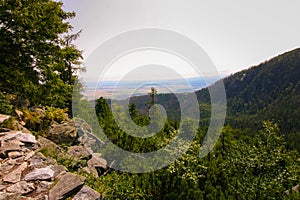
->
xmin=62 ymin=0 xmax=300 ymax=81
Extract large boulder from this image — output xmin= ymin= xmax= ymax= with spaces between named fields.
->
xmin=46 ymin=122 xmax=77 ymax=145
xmin=49 ymin=172 xmax=86 ymax=200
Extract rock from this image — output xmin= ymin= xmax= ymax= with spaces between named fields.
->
xmin=53 ymin=165 xmax=67 ymax=178
xmin=24 ymin=151 xmax=36 ymax=161
xmin=67 ymin=146 xmax=91 ymax=159
xmin=24 ymin=166 xmax=54 ymax=181
xmin=0 ymin=131 xmax=37 ymax=144
xmin=3 ymin=162 xmax=28 ymax=183
xmin=27 ymin=152 xmax=55 ymax=167
xmin=37 ymin=136 xmax=60 ymax=151
xmin=27 ymin=152 xmax=47 ymax=166
xmin=0 ymin=143 xmax=22 ymax=158
xmin=8 ymin=151 xmax=23 ymax=159
xmin=72 ymin=185 xmax=101 ymax=200
xmin=89 ymin=153 xmax=107 ymax=168
xmin=0 ymin=115 xmax=10 ymax=125
xmin=0 ymin=192 xmax=21 ymax=200
xmin=0 ymin=159 xmax=16 ymax=173
xmin=6 ymin=181 xmax=35 ymax=194
xmin=87 ymin=153 xmax=107 ymax=177
xmin=2 ymin=139 xmax=25 ymax=147
xmin=49 ymin=172 xmax=85 ymax=200
xmin=46 ymin=122 xmax=77 ymax=145
xmin=75 ymin=119 xmax=104 ymax=148
xmin=35 ymin=181 xmax=52 ymax=193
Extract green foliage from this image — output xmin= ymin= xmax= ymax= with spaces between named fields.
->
xmin=90 ymin=95 xmax=300 ymax=200
xmin=0 ymin=0 xmax=83 ymax=111
xmin=0 ymin=91 xmax=13 ymax=114
xmin=22 ymin=106 xmax=68 ymax=135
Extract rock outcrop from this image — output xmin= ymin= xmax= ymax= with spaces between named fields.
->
xmin=0 ymin=113 xmax=102 ymax=199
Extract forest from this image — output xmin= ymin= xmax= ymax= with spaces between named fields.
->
xmin=0 ymin=0 xmax=299 ymax=199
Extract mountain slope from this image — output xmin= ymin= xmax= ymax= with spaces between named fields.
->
xmin=196 ymin=48 xmax=300 ymax=150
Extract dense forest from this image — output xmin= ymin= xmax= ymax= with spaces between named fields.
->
xmin=0 ymin=0 xmax=299 ymax=199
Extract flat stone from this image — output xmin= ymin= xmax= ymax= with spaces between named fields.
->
xmin=24 ymin=166 xmax=54 ymax=181
xmin=0 ymin=131 xmax=37 ymax=144
xmin=0 ymin=143 xmax=22 ymax=158
xmin=72 ymin=185 xmax=101 ymax=200
xmin=3 ymin=162 xmax=28 ymax=183
xmin=6 ymin=181 xmax=35 ymax=194
xmin=49 ymin=172 xmax=85 ymax=200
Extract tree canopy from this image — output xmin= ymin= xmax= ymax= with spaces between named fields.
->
xmin=0 ymin=0 xmax=83 ymax=112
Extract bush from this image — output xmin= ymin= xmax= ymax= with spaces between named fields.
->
xmin=0 ymin=92 xmax=13 ymax=114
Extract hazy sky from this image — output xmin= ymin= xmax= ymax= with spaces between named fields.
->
xmin=62 ymin=0 xmax=300 ymax=80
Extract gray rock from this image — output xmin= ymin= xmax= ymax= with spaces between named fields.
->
xmin=49 ymin=172 xmax=85 ymax=200
xmin=37 ymin=136 xmax=60 ymax=151
xmin=6 ymin=181 xmax=35 ymax=194
xmin=27 ymin=152 xmax=47 ymax=166
xmin=0 ymin=143 xmax=23 ymax=158
xmin=89 ymin=153 xmax=107 ymax=168
xmin=72 ymin=185 xmax=101 ymax=200
xmin=0 ymin=131 xmax=36 ymax=144
xmin=27 ymin=152 xmax=56 ymax=167
xmin=53 ymin=165 xmax=67 ymax=178
xmin=87 ymin=153 xmax=107 ymax=177
xmin=3 ymin=162 xmax=28 ymax=183
xmin=24 ymin=166 xmax=54 ymax=181
xmin=67 ymin=146 xmax=91 ymax=159
xmin=46 ymin=122 xmax=77 ymax=145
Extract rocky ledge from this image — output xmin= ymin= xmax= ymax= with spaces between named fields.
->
xmin=0 ymin=114 xmax=104 ymax=200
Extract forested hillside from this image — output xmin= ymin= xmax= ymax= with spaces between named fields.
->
xmin=202 ymin=48 xmax=300 ymax=151
xmin=128 ymin=48 xmax=300 ymax=151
